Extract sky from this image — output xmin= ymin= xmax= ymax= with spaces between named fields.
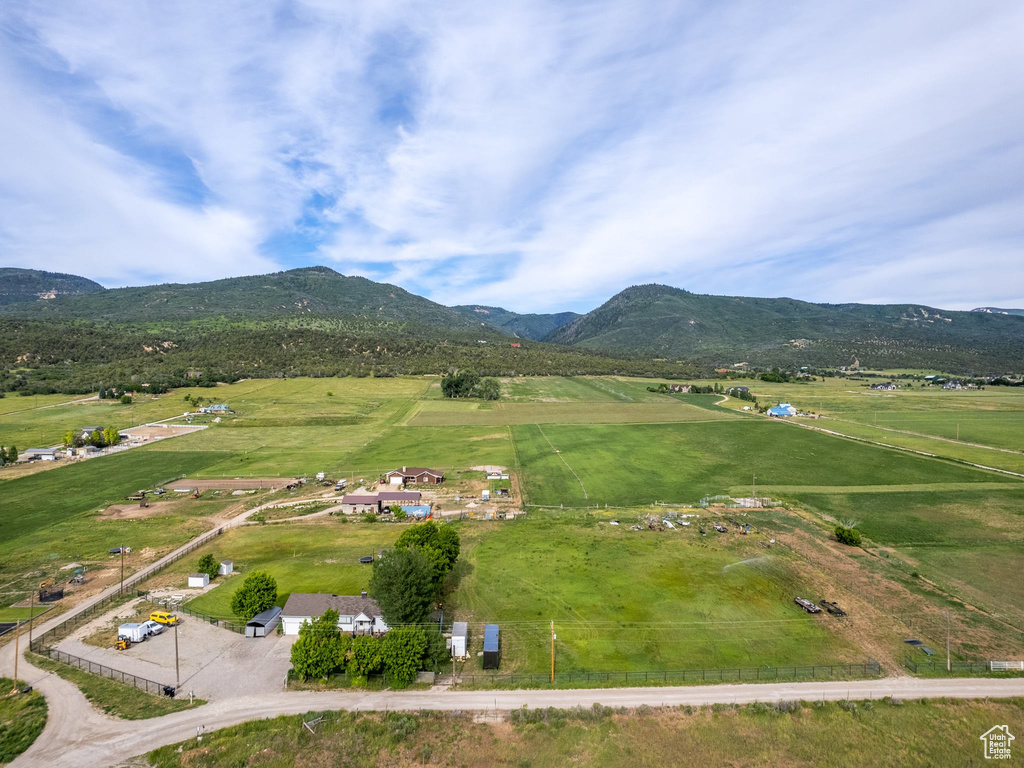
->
xmin=1 ymin=1 xmax=1022 ymax=313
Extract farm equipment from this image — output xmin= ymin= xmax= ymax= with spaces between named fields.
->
xmin=794 ymin=597 xmax=822 ymax=613
xmin=68 ymin=568 xmax=86 ymax=585
xmin=819 ymin=599 xmax=848 ymax=617
xmin=115 ymin=637 xmax=131 ymax=651
xmin=713 ymin=524 xmax=728 ymax=533
xmin=38 ymin=579 xmax=64 ymax=603
xmin=191 ymin=488 xmax=201 ymax=498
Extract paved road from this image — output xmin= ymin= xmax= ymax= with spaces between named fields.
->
xmin=13 ymin=676 xmax=1024 ymax=768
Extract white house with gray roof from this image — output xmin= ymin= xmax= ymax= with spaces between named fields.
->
xmin=280 ymin=591 xmax=389 ymax=636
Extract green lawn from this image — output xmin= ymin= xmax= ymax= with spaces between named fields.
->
xmin=0 ymin=676 xmax=47 ymax=764
xmin=173 ymin=523 xmax=402 ymax=620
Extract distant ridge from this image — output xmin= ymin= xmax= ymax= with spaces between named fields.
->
xmin=972 ymin=307 xmax=1024 ymax=316
xmin=451 ymin=304 xmax=579 ymax=340
xmin=545 ymin=284 xmax=1024 ymax=371
xmin=0 ymin=267 xmax=103 ymax=306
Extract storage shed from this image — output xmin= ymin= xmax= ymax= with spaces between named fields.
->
xmin=245 ymin=606 xmax=282 ymax=638
xmin=219 ymin=560 xmax=234 ymax=576
xmin=483 ymin=624 xmax=500 ymax=669
xmin=188 ymin=573 xmax=209 ymax=588
xmin=451 ymin=621 xmax=468 ymax=658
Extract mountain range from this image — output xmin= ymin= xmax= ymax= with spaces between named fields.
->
xmin=2 ymin=267 xmax=1023 ymax=379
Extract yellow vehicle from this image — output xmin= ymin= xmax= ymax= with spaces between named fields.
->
xmin=149 ymin=611 xmax=179 ymax=626
xmin=115 ymin=638 xmax=130 ymax=650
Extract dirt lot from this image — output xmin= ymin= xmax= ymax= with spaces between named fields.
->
xmin=175 ymin=478 xmax=297 ymax=491
xmin=121 ymin=424 xmax=203 ymax=441
xmin=56 ymin=596 xmax=295 ymax=699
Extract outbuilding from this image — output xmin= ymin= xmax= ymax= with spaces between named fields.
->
xmin=188 ymin=573 xmax=210 ymax=588
xmin=245 ymin=606 xmax=282 ymax=637
xmin=340 ymin=494 xmax=380 ymax=515
xmin=483 ymin=624 xmax=501 ymax=669
xmin=451 ymin=621 xmax=468 ymax=658
xmin=219 ymin=561 xmax=234 ymax=576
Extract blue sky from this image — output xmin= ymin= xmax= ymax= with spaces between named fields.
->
xmin=1 ymin=1 xmax=1022 ymax=313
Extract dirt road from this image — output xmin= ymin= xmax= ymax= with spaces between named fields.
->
xmin=12 ymin=675 xmax=1024 ymax=768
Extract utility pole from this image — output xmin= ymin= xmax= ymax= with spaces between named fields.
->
xmin=120 ymin=546 xmax=125 ymax=595
xmin=12 ymin=620 xmax=20 ymax=691
xmin=174 ymin=622 xmax=181 ymax=687
xmin=946 ymin=610 xmax=951 ymax=672
xmin=550 ymin=620 xmax=555 ymax=683
xmin=28 ymin=592 xmax=34 ymax=648
xmin=752 ymin=474 xmax=756 ymax=500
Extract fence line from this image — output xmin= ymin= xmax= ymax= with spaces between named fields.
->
xmin=455 ymin=660 xmax=881 ymax=687
xmin=34 ymin=646 xmax=168 ymax=696
xmin=903 ymin=656 xmax=1004 ymax=674
xmin=28 ymin=527 xmax=226 ymax=695
xmin=174 ymin=602 xmax=245 ymax=634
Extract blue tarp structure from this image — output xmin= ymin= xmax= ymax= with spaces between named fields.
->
xmin=401 ymin=504 xmax=432 ymax=519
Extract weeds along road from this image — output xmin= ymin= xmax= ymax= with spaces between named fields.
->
xmin=12 ymin=676 xmax=1024 ymax=768
xmin=6 ymin=491 xmax=1024 ymax=768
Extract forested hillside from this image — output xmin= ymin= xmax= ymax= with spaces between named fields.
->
xmin=452 ymin=305 xmax=579 ymax=340
xmin=0 ymin=268 xmax=103 ymax=305
xmin=546 ymin=284 xmax=1024 ymax=372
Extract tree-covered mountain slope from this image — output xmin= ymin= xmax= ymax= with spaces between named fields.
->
xmin=545 ymin=284 xmax=1024 ymax=372
xmin=0 ymin=268 xmax=104 ymax=305
xmin=451 ymin=305 xmax=579 ymax=340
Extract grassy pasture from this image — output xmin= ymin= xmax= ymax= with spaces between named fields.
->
xmin=512 ymin=420 xmax=1010 ymax=508
xmin=452 ymin=518 xmax=856 ymax=672
xmin=147 ymin=699 xmax=1024 ymax=768
xmin=0 ymin=676 xmax=47 ymax=764
xmin=841 ymin=410 xmax=1024 ymax=451
xmin=408 ymin=399 xmax=735 ymax=426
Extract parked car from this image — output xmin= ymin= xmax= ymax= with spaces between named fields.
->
xmin=143 ymin=620 xmax=165 ymax=635
xmin=149 ymin=611 xmax=179 ymax=626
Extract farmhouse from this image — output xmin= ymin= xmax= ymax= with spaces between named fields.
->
xmin=80 ymin=425 xmax=104 ymax=438
xmin=281 ymin=591 xmax=389 ymax=636
xmin=669 ymin=384 xmax=691 ymax=393
xmin=767 ymin=403 xmax=797 ymax=418
xmin=727 ymin=386 xmax=749 ymax=394
xmin=384 ymin=466 xmax=445 ymax=485
xmin=943 ymin=379 xmax=964 ymax=390
xmin=870 ymin=382 xmax=897 ymax=390
xmin=340 ymin=494 xmax=381 ymax=515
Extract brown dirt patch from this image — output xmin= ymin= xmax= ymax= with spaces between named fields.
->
xmin=100 ymin=499 xmax=186 ymax=519
xmin=176 ymin=477 xmax=296 ymax=491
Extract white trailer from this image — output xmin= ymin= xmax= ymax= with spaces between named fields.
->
xmin=451 ymin=621 xmax=468 ymax=658
xmin=118 ymin=623 xmax=148 ymax=643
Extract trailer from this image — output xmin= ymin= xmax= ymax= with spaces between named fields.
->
xmin=819 ymin=599 xmax=847 ymax=617
xmin=118 ymin=622 xmax=148 ymax=643
xmin=794 ymin=597 xmax=822 ymax=614
xmin=483 ymin=624 xmax=501 ymax=669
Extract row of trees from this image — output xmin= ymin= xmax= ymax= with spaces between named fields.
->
xmin=440 ymin=369 xmax=500 ymax=400
xmin=62 ymin=427 xmax=121 ymax=449
xmin=290 ymin=612 xmax=445 ymax=686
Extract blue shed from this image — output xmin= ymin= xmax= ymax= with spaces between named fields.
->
xmin=483 ymin=624 xmax=501 ymax=669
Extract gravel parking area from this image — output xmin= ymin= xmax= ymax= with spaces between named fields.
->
xmin=56 ymin=609 xmax=294 ymax=700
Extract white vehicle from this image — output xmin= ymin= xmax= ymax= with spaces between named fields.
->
xmin=142 ymin=620 xmax=165 ymax=636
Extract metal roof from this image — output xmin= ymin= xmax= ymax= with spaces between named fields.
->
xmin=452 ymin=621 xmax=468 ymax=638
xmin=246 ymin=606 xmax=282 ymax=626
xmin=483 ymin=624 xmax=499 ymax=652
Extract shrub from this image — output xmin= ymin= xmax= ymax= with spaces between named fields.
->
xmin=197 ymin=553 xmax=218 ymax=579
xmin=290 ymin=609 xmax=350 ymax=681
xmin=834 ymin=525 xmax=863 ymax=546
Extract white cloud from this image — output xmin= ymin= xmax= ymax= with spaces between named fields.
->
xmin=1 ymin=0 xmax=1022 ymax=309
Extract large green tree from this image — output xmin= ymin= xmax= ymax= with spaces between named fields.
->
xmin=291 ymin=609 xmax=351 ymax=681
xmin=368 ymin=548 xmax=436 ymax=627
xmin=380 ymin=627 xmax=429 ymax=688
xmin=230 ymin=570 xmax=278 ymax=620
xmin=394 ymin=522 xmax=461 ymax=587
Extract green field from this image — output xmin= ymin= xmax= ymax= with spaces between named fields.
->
xmin=148 ymin=699 xmax=1024 ymax=768
xmin=0 ymin=676 xmax=47 ymax=764
xmin=6 ymin=374 xmax=1024 ymax=676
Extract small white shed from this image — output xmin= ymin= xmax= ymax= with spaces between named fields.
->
xmin=451 ymin=621 xmax=468 ymax=658
xmin=188 ymin=572 xmax=210 ymax=588
xmin=219 ymin=560 xmax=234 ymax=576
